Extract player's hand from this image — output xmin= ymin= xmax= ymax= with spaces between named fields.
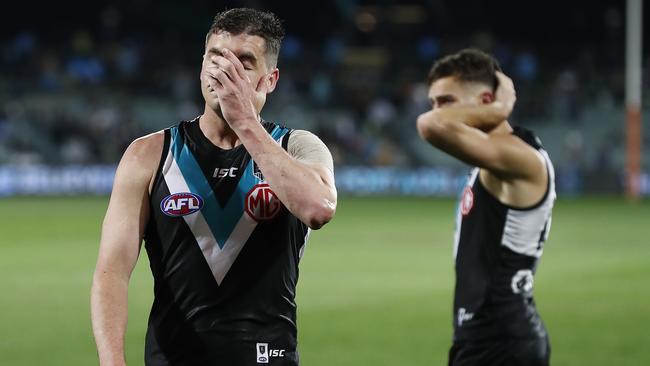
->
xmin=494 ymin=71 xmax=516 ymax=118
xmin=200 ymin=60 xmax=219 ymax=111
xmin=202 ymin=48 xmax=262 ymax=128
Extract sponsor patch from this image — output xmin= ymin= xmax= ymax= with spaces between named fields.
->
xmin=511 ymin=269 xmax=534 ymax=294
xmin=256 ymin=343 xmax=269 ymax=364
xmin=457 ymin=307 xmax=474 ymax=327
xmin=160 ymin=192 xmax=203 ymax=217
xmin=256 ymin=342 xmax=285 ymax=364
xmin=245 ymin=183 xmax=282 ymax=221
xmin=460 ymin=187 xmax=474 ymax=216
xmin=213 ymin=167 xmax=238 ymax=178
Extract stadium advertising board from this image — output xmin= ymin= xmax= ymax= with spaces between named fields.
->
xmin=0 ymin=165 xmax=648 ymax=196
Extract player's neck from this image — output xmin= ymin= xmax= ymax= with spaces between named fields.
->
xmin=199 ymin=105 xmax=241 ymax=149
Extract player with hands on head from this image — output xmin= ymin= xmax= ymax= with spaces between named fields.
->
xmin=417 ymin=49 xmax=556 ymax=366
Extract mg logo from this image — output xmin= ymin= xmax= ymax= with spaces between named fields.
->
xmin=460 ymin=187 xmax=474 ymax=216
xmin=245 ymin=183 xmax=282 ymax=221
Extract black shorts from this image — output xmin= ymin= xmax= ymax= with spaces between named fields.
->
xmin=448 ymin=336 xmax=550 ymax=366
xmin=145 ymin=326 xmax=299 ymax=366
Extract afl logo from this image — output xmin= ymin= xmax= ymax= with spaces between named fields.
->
xmin=160 ymin=192 xmax=203 ymax=217
xmin=245 ymin=183 xmax=282 ymax=221
xmin=460 ymin=187 xmax=474 ymax=216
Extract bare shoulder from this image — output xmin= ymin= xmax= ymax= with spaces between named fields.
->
xmin=289 ymin=129 xmax=320 ymax=140
xmin=113 ymin=131 xmax=166 ymax=193
xmin=481 ymin=133 xmax=549 ymax=206
xmin=288 ymin=129 xmax=328 ymax=150
xmin=489 ymin=132 xmax=547 ymax=182
xmin=127 ymin=131 xmax=165 ymax=160
xmin=120 ymin=131 xmax=165 ymax=171
xmin=287 ymin=129 xmax=334 ymax=172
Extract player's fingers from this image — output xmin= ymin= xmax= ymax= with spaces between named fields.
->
xmin=495 ymin=72 xmax=516 ymax=103
xmin=202 ymin=65 xmax=216 ymax=79
xmin=222 ymin=48 xmax=250 ymax=83
xmin=205 ymin=63 xmax=235 ymax=90
xmin=496 ymin=71 xmax=515 ymax=91
xmin=201 ymin=70 xmax=223 ymax=95
xmin=211 ymin=56 xmax=238 ymax=82
xmin=200 ymin=71 xmax=216 ymax=91
xmin=209 ymin=76 xmax=221 ymax=91
xmin=212 ymin=67 xmax=236 ymax=92
xmin=416 ymin=110 xmax=434 ymax=124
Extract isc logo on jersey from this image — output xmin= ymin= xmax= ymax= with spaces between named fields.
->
xmin=245 ymin=183 xmax=282 ymax=221
xmin=160 ymin=192 xmax=204 ymax=217
xmin=213 ymin=167 xmax=238 ymax=178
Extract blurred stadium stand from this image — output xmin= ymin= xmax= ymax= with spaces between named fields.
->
xmin=0 ymin=0 xmax=648 ymax=195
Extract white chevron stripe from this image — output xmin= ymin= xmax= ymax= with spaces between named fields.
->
xmin=162 ymin=143 xmax=258 ymax=285
xmin=212 ymin=213 xmax=259 ymax=283
xmin=453 ymin=169 xmax=479 ymax=260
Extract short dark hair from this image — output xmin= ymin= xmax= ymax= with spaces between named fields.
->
xmin=427 ymin=49 xmax=501 ymax=90
xmin=207 ymin=8 xmax=285 ymax=67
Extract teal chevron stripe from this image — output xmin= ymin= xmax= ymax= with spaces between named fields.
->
xmin=169 ymin=125 xmax=290 ymax=248
xmin=170 ymin=127 xmax=237 ymax=248
xmin=270 ymin=125 xmax=286 ymax=140
xmin=225 ymin=125 xmax=289 ymax=217
xmin=171 ymin=127 xmax=230 ymax=248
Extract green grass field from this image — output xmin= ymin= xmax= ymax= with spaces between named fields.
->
xmin=1 ymin=196 xmax=649 ymax=365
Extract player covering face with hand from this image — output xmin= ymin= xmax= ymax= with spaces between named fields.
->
xmin=91 ymin=8 xmax=336 ymax=366
xmin=417 ymin=49 xmax=556 ymax=366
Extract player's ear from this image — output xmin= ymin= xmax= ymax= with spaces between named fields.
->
xmin=266 ymin=68 xmax=280 ymax=93
xmin=259 ymin=68 xmax=279 ymax=94
xmin=480 ymin=91 xmax=495 ymax=104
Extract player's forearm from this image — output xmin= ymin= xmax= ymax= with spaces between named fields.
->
xmin=435 ymin=103 xmax=508 ymax=131
xmin=417 ymin=110 xmax=464 ymax=148
xmin=91 ymin=272 xmax=129 ymax=366
xmin=232 ymin=121 xmax=336 ymax=229
xmin=417 ymin=110 xmax=489 ymax=165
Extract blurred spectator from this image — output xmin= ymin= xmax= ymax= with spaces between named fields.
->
xmin=66 ymin=31 xmax=105 ymax=84
xmin=552 ymin=70 xmax=581 ymax=120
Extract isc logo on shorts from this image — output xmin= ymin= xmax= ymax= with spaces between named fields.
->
xmin=245 ymin=183 xmax=282 ymax=221
xmin=256 ymin=343 xmax=285 ymax=363
xmin=160 ymin=192 xmax=203 ymax=217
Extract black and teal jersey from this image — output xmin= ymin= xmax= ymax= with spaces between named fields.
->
xmin=144 ymin=117 xmax=309 ymax=365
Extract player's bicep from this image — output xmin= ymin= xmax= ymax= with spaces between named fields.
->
xmin=96 ymin=140 xmax=157 ymax=278
xmin=445 ymin=132 xmax=538 ymax=178
xmin=419 ymin=115 xmax=540 ymax=178
xmin=478 ymin=134 xmax=546 ymax=179
xmin=421 ymin=119 xmax=504 ymax=169
xmin=287 ymin=130 xmax=336 ymax=191
xmin=434 ymin=123 xmax=500 ymax=166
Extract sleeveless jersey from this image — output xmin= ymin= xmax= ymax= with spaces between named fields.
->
xmin=452 ymin=126 xmax=556 ymax=342
xmin=143 ymin=118 xmax=309 ymax=365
